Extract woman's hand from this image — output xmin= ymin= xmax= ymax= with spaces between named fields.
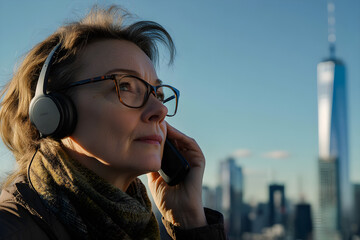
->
xmin=147 ymin=122 xmax=207 ymax=229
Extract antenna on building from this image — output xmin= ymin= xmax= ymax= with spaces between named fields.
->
xmin=327 ymin=0 xmax=336 ymax=59
xmin=268 ymin=168 xmax=276 ymax=184
xmin=297 ymin=174 xmax=305 ymax=203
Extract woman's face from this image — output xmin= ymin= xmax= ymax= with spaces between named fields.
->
xmin=65 ymin=39 xmax=168 ymax=182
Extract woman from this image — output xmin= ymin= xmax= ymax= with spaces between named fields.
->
xmin=0 ymin=5 xmax=225 ymax=240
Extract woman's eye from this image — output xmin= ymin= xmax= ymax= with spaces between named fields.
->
xmin=119 ymin=82 xmax=131 ymax=91
xmin=157 ymin=93 xmax=164 ymax=101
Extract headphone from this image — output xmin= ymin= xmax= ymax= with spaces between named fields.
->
xmin=29 ymin=43 xmax=77 ymax=139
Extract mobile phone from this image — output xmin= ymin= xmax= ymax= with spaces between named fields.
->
xmin=159 ymin=138 xmax=190 ymax=186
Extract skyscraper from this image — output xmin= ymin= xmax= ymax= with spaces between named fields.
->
xmin=218 ymin=157 xmax=243 ymax=239
xmin=317 ymin=55 xmax=352 ymax=240
xmin=316 ymin=2 xmax=353 ymax=238
xmin=353 ymin=184 xmax=360 ymax=236
xmin=268 ymin=184 xmax=286 ymax=227
xmin=294 ymin=203 xmax=313 ymax=240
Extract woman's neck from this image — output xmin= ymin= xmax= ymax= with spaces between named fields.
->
xmin=61 ymin=137 xmax=137 ymax=191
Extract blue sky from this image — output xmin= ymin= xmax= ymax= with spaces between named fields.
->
xmin=0 ymin=0 xmax=359 ymax=206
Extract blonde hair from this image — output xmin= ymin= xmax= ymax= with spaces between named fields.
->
xmin=0 ymin=5 xmax=175 ymax=188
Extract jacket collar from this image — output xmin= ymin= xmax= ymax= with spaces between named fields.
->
xmin=0 ymin=176 xmax=63 ymax=239
xmin=1 ymin=177 xmax=48 ymax=219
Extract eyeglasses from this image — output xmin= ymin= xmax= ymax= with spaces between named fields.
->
xmin=61 ymin=74 xmax=180 ymax=117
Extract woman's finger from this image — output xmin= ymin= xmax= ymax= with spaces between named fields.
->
xmin=166 ymin=122 xmax=188 ymax=141
xmin=166 ymin=122 xmax=201 ymax=152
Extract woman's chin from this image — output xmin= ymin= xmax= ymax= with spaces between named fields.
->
xmin=146 ymin=160 xmax=162 ymax=173
xmin=136 ymin=154 xmax=162 ymax=172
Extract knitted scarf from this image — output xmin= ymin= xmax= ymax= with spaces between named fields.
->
xmin=29 ymin=145 xmax=160 ymax=240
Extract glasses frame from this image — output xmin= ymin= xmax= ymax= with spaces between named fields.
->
xmin=61 ymin=74 xmax=180 ymax=117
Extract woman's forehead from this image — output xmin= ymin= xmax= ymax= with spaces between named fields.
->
xmin=76 ymin=39 xmax=158 ymax=83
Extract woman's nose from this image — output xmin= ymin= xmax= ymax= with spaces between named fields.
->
xmin=141 ymin=94 xmax=168 ymax=123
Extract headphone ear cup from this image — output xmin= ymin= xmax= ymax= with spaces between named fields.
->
xmin=29 ymin=94 xmax=61 ymax=138
xmin=29 ymin=93 xmax=77 ymax=139
xmin=49 ymin=92 xmax=77 ymax=139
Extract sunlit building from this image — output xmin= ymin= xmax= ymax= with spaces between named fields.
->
xmin=317 ymin=58 xmax=353 ymax=239
xmin=218 ymin=157 xmax=243 ymax=239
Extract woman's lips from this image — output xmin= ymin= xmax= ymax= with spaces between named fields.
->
xmin=135 ymin=135 xmax=162 ymax=145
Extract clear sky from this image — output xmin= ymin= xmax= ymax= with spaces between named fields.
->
xmin=0 ymin=0 xmax=359 ymax=206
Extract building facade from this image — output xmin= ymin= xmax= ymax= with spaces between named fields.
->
xmin=294 ymin=203 xmax=313 ymax=240
xmin=268 ymin=184 xmax=287 ymax=227
xmin=317 ymin=59 xmax=353 ymax=239
xmin=218 ymin=157 xmax=244 ymax=239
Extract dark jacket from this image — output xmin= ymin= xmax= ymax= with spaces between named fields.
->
xmin=0 ymin=178 xmax=226 ymax=240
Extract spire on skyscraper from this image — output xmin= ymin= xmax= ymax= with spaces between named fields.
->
xmin=327 ymin=1 xmax=336 ymax=59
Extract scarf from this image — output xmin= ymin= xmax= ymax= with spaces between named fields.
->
xmin=29 ymin=144 xmax=160 ymax=240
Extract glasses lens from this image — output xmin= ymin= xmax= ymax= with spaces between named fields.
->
xmin=115 ymin=75 xmax=178 ymax=116
xmin=157 ymin=86 xmax=177 ymax=116
xmin=116 ymin=76 xmax=147 ymax=107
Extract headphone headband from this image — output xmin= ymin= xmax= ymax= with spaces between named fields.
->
xmin=35 ymin=43 xmax=62 ymax=97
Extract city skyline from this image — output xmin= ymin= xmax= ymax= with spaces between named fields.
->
xmin=202 ymin=157 xmax=315 ymax=239
xmin=0 ymin=1 xmax=359 ymax=207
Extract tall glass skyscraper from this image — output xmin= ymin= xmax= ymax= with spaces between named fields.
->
xmin=218 ymin=157 xmax=243 ymax=239
xmin=317 ymin=58 xmax=352 ymax=239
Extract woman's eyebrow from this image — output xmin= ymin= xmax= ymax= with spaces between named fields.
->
xmin=105 ymin=68 xmax=140 ymax=76
xmin=106 ymin=68 xmax=163 ymax=85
